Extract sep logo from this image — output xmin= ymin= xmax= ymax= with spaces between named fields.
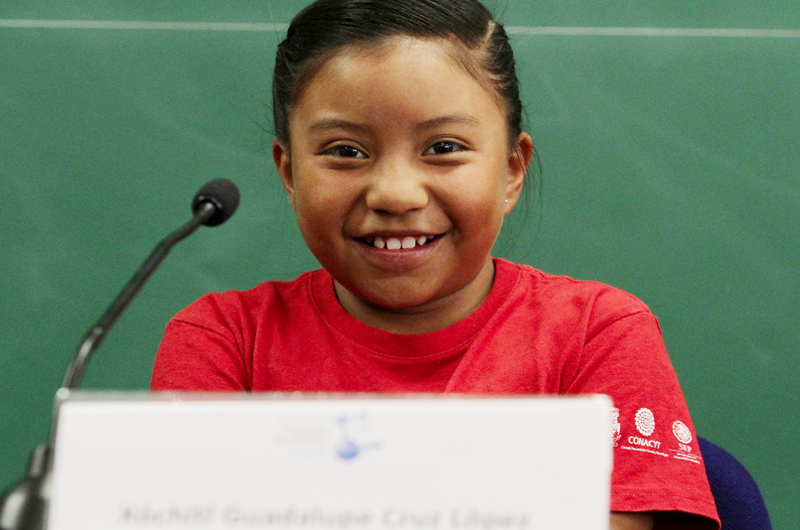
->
xmin=672 ymin=420 xmax=694 ymax=453
xmin=672 ymin=421 xmax=692 ymax=445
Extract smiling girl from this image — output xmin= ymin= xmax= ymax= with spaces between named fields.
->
xmin=152 ymin=1 xmax=719 ymax=528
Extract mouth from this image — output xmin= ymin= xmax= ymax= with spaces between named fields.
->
xmin=355 ymin=234 xmax=443 ymax=250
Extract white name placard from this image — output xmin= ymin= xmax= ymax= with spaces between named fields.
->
xmin=47 ymin=392 xmax=612 ymax=530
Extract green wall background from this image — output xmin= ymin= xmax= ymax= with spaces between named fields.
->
xmin=1 ymin=1 xmax=798 ymax=526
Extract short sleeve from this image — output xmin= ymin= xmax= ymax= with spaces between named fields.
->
xmin=151 ymin=294 xmax=251 ymax=391
xmin=567 ymin=305 xmax=720 ymax=529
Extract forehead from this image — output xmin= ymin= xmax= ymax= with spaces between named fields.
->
xmin=291 ymin=36 xmax=506 ymax=128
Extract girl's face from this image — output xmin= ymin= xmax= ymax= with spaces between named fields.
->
xmin=273 ymin=37 xmax=532 ymax=333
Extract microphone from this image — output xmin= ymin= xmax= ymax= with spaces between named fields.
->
xmin=192 ymin=178 xmax=240 ymax=227
xmin=62 ymin=178 xmax=239 ymax=389
xmin=0 ymin=179 xmax=240 ymax=530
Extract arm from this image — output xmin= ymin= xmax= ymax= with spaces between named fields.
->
xmin=568 ymin=298 xmax=719 ymax=528
xmin=611 ymin=512 xmax=655 ymax=530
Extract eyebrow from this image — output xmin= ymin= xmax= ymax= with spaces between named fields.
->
xmin=307 ymin=114 xmax=481 ymax=134
xmin=309 ymin=118 xmax=370 ymax=134
xmin=413 ymin=114 xmax=481 ymax=132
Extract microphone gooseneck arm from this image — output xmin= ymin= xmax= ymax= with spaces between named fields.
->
xmin=61 ymin=202 xmax=216 ymax=390
xmin=0 ymin=179 xmax=239 ymax=530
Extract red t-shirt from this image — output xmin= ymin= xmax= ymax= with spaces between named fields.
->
xmin=152 ymin=258 xmax=719 ymax=529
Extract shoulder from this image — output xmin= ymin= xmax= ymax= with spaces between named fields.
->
xmin=497 ymin=258 xmax=654 ymax=330
xmin=171 ymin=270 xmax=318 ymax=330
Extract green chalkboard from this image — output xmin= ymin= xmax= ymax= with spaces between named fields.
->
xmin=1 ymin=1 xmax=798 ymax=526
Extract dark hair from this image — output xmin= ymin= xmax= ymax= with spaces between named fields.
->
xmin=272 ymin=0 xmax=524 ymax=153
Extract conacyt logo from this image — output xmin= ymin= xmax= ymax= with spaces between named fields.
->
xmin=622 ymin=407 xmax=666 ymax=455
xmin=634 ymin=408 xmax=655 ymax=437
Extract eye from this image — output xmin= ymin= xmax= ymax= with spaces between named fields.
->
xmin=323 ymin=145 xmax=368 ymax=158
xmin=423 ymin=141 xmax=466 ymax=155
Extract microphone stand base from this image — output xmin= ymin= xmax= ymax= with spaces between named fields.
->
xmin=0 ymin=445 xmax=49 ymax=530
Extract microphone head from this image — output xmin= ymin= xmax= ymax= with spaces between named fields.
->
xmin=191 ymin=179 xmax=240 ymax=226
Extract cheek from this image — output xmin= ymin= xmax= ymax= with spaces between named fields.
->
xmin=443 ymin=166 xmax=508 ymax=229
xmin=292 ymin=160 xmax=331 ymax=211
xmin=291 ymin=169 xmax=358 ymax=245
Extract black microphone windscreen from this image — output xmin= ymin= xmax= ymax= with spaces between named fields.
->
xmin=192 ymin=179 xmax=240 ymax=226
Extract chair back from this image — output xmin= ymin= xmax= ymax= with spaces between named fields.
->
xmin=698 ymin=437 xmax=771 ymax=529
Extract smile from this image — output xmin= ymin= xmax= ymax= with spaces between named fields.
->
xmin=357 ymin=235 xmax=441 ymax=250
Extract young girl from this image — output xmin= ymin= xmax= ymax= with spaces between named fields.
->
xmin=152 ymin=1 xmax=719 ymax=528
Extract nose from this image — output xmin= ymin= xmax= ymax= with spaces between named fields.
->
xmin=364 ymin=161 xmax=429 ymax=215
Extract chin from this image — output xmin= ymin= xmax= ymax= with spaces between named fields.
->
xmin=348 ymin=282 xmax=438 ymax=313
xmin=362 ymin=291 xmax=433 ymax=312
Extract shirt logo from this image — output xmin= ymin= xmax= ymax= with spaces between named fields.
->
xmin=672 ymin=420 xmax=693 ymax=444
xmin=635 ymin=408 xmax=656 ymax=437
xmin=622 ymin=407 xmax=666 ymax=456
xmin=610 ymin=408 xmax=621 ymax=447
xmin=667 ymin=419 xmax=702 ymax=464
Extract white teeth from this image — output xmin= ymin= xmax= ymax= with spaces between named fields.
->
xmin=368 ymin=235 xmax=436 ymax=249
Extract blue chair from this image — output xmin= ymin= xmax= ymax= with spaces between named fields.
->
xmin=698 ymin=437 xmax=771 ymax=529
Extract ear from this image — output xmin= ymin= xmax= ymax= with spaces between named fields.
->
xmin=272 ymin=140 xmax=295 ymax=208
xmin=504 ymin=132 xmax=534 ymax=215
